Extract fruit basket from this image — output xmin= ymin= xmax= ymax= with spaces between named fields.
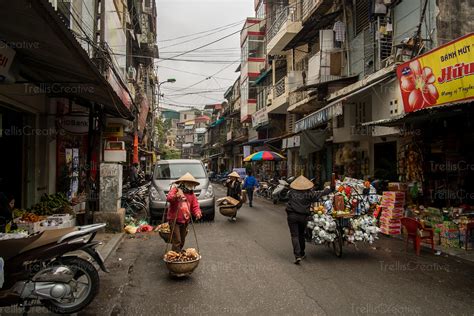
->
xmin=156 ymin=222 xmax=172 ymax=243
xmin=163 ymin=248 xmax=201 ymax=277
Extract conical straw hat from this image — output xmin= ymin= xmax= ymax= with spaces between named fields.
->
xmin=290 ymin=175 xmax=314 ymax=191
xmin=228 ymin=171 xmax=240 ymax=179
xmin=174 ymin=172 xmax=200 ymax=186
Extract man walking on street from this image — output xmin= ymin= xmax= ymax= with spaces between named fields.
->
xmin=286 ymin=175 xmax=333 ymax=264
xmin=243 ymin=170 xmax=258 ymax=207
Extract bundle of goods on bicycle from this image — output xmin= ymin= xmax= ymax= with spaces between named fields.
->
xmin=164 ymin=248 xmax=200 ymax=262
xmin=319 ymin=177 xmax=381 ymax=216
xmin=307 ymin=212 xmax=338 ymax=244
xmin=345 ymin=215 xmax=380 ymax=244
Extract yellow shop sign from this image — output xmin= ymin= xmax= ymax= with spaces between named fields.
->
xmin=397 ymin=33 xmax=474 ymax=113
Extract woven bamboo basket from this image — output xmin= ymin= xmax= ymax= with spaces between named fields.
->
xmin=219 ymin=206 xmax=237 ymax=217
xmin=164 ymin=256 xmax=201 ymax=277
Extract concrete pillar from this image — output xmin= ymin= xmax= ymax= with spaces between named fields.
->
xmin=94 ymin=162 xmax=124 ymax=232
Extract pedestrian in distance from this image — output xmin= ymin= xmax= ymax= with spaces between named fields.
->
xmin=166 ymin=173 xmax=202 ymax=252
xmin=224 ymin=171 xmax=243 ymax=222
xmin=286 ymin=175 xmax=333 ymax=264
xmin=243 ymin=170 xmax=259 ymax=207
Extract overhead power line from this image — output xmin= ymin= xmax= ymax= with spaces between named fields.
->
xmin=158 ymin=19 xmax=246 ymax=42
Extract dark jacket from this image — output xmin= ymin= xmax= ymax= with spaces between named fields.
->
xmin=286 ymin=188 xmax=332 ymax=216
xmin=226 ymin=180 xmax=242 ymax=201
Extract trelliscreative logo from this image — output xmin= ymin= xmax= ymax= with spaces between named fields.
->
xmin=25 ymin=83 xmax=94 ymax=95
xmin=0 ymin=125 xmax=63 ymax=137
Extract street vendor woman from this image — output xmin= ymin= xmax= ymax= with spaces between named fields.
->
xmin=286 ymin=176 xmax=333 ymax=264
xmin=224 ymin=171 xmax=243 ymax=222
xmin=166 ymin=173 xmax=202 ymax=252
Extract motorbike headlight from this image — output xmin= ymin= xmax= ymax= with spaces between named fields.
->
xmin=204 ymin=185 xmax=214 ymax=199
xmin=150 ymin=186 xmax=162 ymax=201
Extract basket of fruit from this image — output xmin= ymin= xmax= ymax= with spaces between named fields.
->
xmin=155 ymin=222 xmax=172 ymax=243
xmin=163 ymin=248 xmax=201 ymax=277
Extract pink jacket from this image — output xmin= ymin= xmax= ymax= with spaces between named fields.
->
xmin=166 ymin=187 xmax=202 ymax=224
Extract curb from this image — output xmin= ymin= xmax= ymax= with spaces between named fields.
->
xmin=99 ymin=233 xmax=125 ymax=262
xmin=386 ymin=234 xmax=474 ymax=266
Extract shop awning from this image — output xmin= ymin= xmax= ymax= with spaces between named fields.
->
xmin=327 ymin=65 xmax=397 ymax=102
xmin=361 ymin=100 xmax=473 ymax=127
xmin=295 ymin=101 xmax=343 ymax=132
xmin=209 ymin=117 xmax=225 ymax=127
xmin=0 ymin=0 xmax=135 ymax=119
xmin=254 ymin=67 xmax=272 ymax=85
xmin=295 ymin=74 xmax=395 ymax=133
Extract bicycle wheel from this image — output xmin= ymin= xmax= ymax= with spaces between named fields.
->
xmin=333 ymin=229 xmax=343 ymax=258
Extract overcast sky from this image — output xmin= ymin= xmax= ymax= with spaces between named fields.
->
xmin=156 ymin=0 xmax=254 ymax=112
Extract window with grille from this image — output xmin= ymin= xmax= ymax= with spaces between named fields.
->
xmin=355 ymin=0 xmax=370 ymax=36
xmin=355 ymin=102 xmax=366 ymax=125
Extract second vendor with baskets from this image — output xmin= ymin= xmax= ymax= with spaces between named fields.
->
xmin=166 ymin=173 xmax=203 ymax=252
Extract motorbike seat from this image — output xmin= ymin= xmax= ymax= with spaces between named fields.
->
xmin=0 ymin=234 xmax=41 ymax=261
xmin=21 ymin=227 xmax=77 ymax=253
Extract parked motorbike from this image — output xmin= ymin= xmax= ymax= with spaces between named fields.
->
xmin=272 ymin=176 xmax=296 ymax=204
xmin=122 ymin=183 xmax=150 ymax=218
xmin=0 ymin=223 xmax=107 ymax=314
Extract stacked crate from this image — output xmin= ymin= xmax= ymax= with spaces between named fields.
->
xmin=379 ymin=191 xmax=405 ymax=235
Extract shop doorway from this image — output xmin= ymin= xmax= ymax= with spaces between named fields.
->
xmin=0 ymin=107 xmax=24 ymax=207
xmin=374 ymin=141 xmax=397 ymax=181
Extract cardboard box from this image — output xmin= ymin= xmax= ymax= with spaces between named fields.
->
xmin=380 ymin=227 xmax=401 ymax=235
xmin=388 ymin=182 xmax=408 ymax=192
xmin=15 ymin=220 xmax=45 ymax=234
xmin=382 ymin=191 xmax=406 ymax=199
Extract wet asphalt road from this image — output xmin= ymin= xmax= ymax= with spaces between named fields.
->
xmin=81 ymin=184 xmax=474 ymax=316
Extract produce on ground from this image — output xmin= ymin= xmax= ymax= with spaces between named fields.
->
xmin=164 ymin=248 xmax=199 ymax=262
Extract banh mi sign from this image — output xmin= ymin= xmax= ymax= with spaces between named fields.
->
xmin=397 ymin=33 xmax=474 ymax=113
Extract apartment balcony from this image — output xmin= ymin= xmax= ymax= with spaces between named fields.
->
xmin=267 ymin=77 xmax=289 ymax=114
xmin=301 ymin=0 xmax=332 ymax=23
xmin=267 ymin=5 xmax=303 ymax=56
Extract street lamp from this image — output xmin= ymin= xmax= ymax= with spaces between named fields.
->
xmin=152 ymin=78 xmax=176 ymax=153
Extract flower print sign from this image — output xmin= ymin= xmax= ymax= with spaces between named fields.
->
xmin=397 ymin=33 xmax=474 ymax=113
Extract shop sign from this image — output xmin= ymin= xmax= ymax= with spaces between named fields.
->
xmin=251 ymin=107 xmax=268 ymax=127
xmin=397 ymin=33 xmax=474 ymax=113
xmin=283 ymin=135 xmax=300 ymax=149
xmin=103 ymin=123 xmax=124 ymax=137
xmin=59 ymin=112 xmax=89 ymax=134
xmin=0 ymin=44 xmax=15 ymax=83
xmin=243 ymin=145 xmax=251 ymax=158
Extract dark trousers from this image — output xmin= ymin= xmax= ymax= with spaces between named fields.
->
xmin=247 ymin=188 xmax=254 ymax=206
xmin=287 ymin=213 xmax=308 ymax=258
xmin=170 ymin=222 xmax=188 ymax=252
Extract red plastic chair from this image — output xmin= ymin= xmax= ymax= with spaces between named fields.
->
xmin=400 ymin=217 xmax=434 ymax=255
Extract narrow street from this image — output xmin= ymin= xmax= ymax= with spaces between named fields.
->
xmin=82 ymin=185 xmax=474 ymax=316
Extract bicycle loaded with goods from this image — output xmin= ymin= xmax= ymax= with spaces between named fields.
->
xmin=307 ymin=177 xmax=382 ymax=257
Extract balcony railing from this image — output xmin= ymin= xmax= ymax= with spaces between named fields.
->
xmin=302 ymin=0 xmax=326 ymax=22
xmin=267 ymin=5 xmax=301 ymax=42
xmin=275 ymin=77 xmax=286 ymax=97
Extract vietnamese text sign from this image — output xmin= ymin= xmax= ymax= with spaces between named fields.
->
xmin=397 ymin=33 xmax=474 ymax=113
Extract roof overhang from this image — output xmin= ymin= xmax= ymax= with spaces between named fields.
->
xmin=0 ymin=0 xmax=135 ymax=119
